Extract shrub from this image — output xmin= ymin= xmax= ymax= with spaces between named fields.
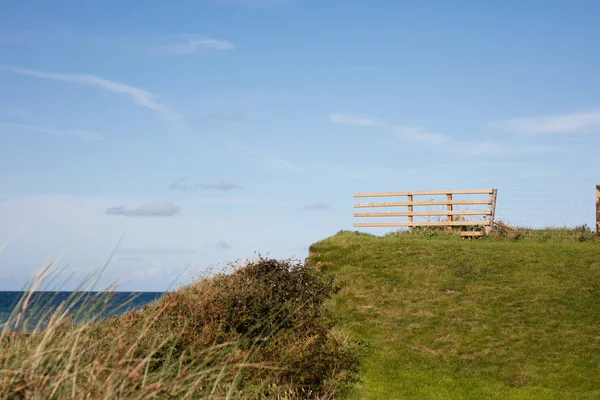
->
xmin=485 ymin=224 xmax=598 ymax=243
xmin=1 ymin=257 xmax=360 ymax=399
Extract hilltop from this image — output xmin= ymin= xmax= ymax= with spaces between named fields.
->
xmin=2 ymin=227 xmax=599 ymax=399
xmin=307 ymin=228 xmax=600 ymax=399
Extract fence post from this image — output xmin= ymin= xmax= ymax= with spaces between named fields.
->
xmin=447 ymin=194 xmax=453 ymax=232
xmin=407 ymin=194 xmax=413 ymax=232
xmin=486 ymin=189 xmax=498 ymax=234
xmin=596 ymin=185 xmax=600 ymax=238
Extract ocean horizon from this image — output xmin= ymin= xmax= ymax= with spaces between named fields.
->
xmin=0 ymin=291 xmax=165 ymax=332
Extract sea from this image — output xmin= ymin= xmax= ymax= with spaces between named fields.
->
xmin=0 ymin=291 xmax=165 ymax=332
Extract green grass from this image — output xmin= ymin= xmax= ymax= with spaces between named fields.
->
xmin=307 ymin=229 xmax=600 ymax=399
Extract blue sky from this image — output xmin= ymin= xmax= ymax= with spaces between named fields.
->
xmin=1 ymin=0 xmax=599 ymax=291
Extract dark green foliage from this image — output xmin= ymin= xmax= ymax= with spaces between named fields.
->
xmin=1 ymin=257 xmax=360 ymax=399
xmin=89 ymin=257 xmax=360 ymax=397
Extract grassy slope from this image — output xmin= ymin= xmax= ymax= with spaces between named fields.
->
xmin=308 ymin=231 xmax=600 ymax=399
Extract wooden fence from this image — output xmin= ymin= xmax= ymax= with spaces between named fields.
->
xmin=353 ymin=188 xmax=498 ymax=237
xmin=596 ymin=185 xmax=600 ymax=238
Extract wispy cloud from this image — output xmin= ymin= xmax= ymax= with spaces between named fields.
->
xmin=196 ymin=111 xmax=245 ymax=123
xmin=329 ymin=113 xmax=385 ymax=128
xmin=1 ymin=67 xmax=179 ymax=119
xmin=154 ymin=35 xmax=233 ymax=55
xmin=394 ymin=126 xmax=446 ymax=144
xmin=329 ymin=112 xmax=561 ymax=156
xmin=106 ymin=201 xmax=180 ymax=217
xmin=168 ymin=180 xmax=244 ymax=192
xmin=0 ymin=122 xmax=104 ymax=141
xmin=303 ymin=202 xmax=333 ymax=211
xmin=494 ymin=110 xmax=600 ymax=134
xmin=330 ymin=112 xmax=447 ymax=143
xmin=215 ymin=241 xmax=232 ymax=250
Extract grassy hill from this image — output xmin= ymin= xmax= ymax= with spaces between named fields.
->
xmin=3 ymin=227 xmax=599 ymax=398
xmin=307 ymin=229 xmax=600 ymax=399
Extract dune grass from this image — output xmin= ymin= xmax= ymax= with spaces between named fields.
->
xmin=307 ymin=228 xmax=600 ymax=399
xmin=0 ymin=258 xmax=360 ymax=399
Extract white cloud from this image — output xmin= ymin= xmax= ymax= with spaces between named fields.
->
xmin=329 ymin=113 xmax=385 ymax=128
xmin=329 ymin=112 xmax=562 ymax=156
xmin=394 ymin=126 xmax=446 ymax=144
xmin=0 ymin=122 xmax=104 ymax=141
xmin=106 ymin=201 xmax=180 ymax=217
xmin=1 ymin=67 xmax=179 ymax=119
xmin=155 ymin=35 xmax=233 ymax=55
xmin=330 ymin=112 xmax=448 ymax=144
xmin=494 ymin=110 xmax=600 ymax=134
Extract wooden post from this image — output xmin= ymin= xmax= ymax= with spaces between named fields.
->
xmin=447 ymin=194 xmax=453 ymax=232
xmin=596 ymin=185 xmax=600 ymax=238
xmin=486 ymin=189 xmax=498 ymax=234
xmin=407 ymin=194 xmax=413 ymax=232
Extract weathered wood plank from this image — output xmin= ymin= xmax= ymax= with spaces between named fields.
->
xmin=354 ymin=199 xmax=491 ymax=208
xmin=354 ymin=210 xmax=492 ymax=217
xmin=596 ymin=185 xmax=600 ymax=238
xmin=353 ymin=189 xmax=494 ymax=197
xmin=486 ymin=189 xmax=498 ymax=234
xmin=353 ymin=221 xmax=491 ymax=227
xmin=446 ymin=193 xmax=453 ymax=232
xmin=407 ymin=194 xmax=413 ymax=233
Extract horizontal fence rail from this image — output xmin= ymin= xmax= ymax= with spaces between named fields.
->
xmin=353 ymin=188 xmax=498 ymax=236
xmin=354 ymin=221 xmax=489 ymax=227
xmin=354 ymin=210 xmax=492 ymax=217
xmin=353 ymin=188 xmax=495 ymax=197
xmin=354 ymin=200 xmax=491 ymax=208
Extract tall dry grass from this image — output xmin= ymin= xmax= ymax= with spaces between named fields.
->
xmin=0 ymin=257 xmax=360 ymax=399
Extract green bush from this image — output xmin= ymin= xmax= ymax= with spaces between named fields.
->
xmin=1 ymin=257 xmax=360 ymax=399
